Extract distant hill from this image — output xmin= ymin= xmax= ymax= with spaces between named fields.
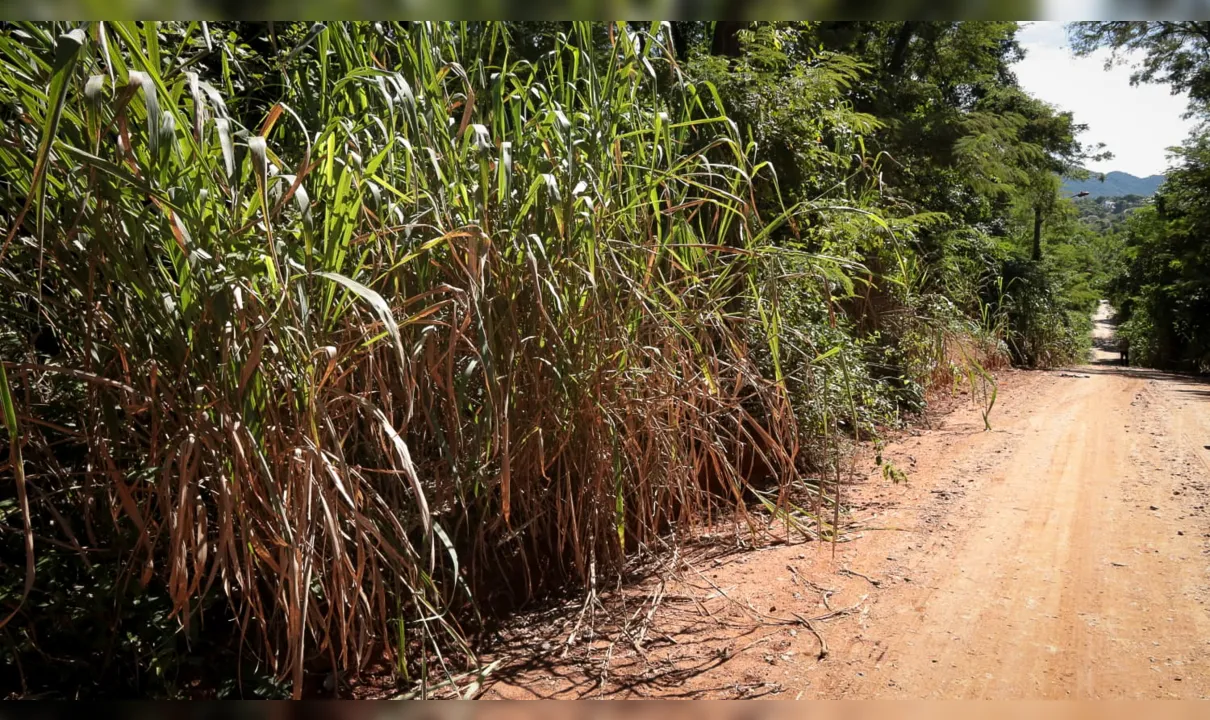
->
xmin=1062 ymin=171 xmax=1166 ymax=199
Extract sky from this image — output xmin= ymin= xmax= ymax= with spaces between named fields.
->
xmin=1011 ymin=21 xmax=1197 ymax=177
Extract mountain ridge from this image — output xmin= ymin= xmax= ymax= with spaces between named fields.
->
xmin=1062 ymin=170 xmax=1166 ymax=198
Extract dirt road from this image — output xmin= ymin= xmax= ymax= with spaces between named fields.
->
xmin=483 ymin=301 xmax=1210 ymax=699
xmin=817 ymin=302 xmax=1210 ymax=699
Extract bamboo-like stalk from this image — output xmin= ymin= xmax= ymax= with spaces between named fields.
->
xmin=0 ymin=21 xmax=833 ymax=696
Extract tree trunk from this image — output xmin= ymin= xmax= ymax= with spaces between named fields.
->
xmin=888 ymin=21 xmax=917 ymax=76
xmin=1032 ymin=205 xmax=1044 ymax=261
xmin=711 ymin=21 xmax=745 ymax=57
xmin=670 ymin=21 xmax=689 ymax=59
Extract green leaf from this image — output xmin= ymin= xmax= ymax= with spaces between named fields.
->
xmin=315 ymin=271 xmax=408 ymax=382
xmin=127 ymin=70 xmax=161 ymax=159
xmin=30 ymin=28 xmax=86 ymax=240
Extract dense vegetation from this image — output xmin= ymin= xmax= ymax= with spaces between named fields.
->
xmin=1072 ymin=22 xmax=1210 ymax=372
xmin=0 ymin=21 xmax=1116 ymax=698
xmin=1101 ymin=147 xmax=1210 ymax=371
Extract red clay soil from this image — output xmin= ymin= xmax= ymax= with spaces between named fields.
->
xmin=476 ymin=305 xmax=1210 ymax=700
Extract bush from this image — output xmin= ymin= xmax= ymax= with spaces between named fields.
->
xmin=990 ymin=259 xmax=1089 ymax=368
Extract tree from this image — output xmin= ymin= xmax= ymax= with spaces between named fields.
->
xmin=979 ymin=88 xmax=1110 ymax=260
xmin=1069 ymin=22 xmax=1210 ymax=115
xmin=711 ymin=20 xmax=747 ymax=57
xmin=809 ymin=22 xmax=1033 ymax=230
xmin=1071 ymin=22 xmax=1210 ymax=369
xmin=813 ymin=23 xmax=1106 ymax=261
xmin=1109 ymin=133 xmax=1210 ymax=369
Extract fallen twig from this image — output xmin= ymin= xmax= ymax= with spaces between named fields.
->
xmin=393 ymin=659 xmax=502 ymax=700
xmin=560 ymin=590 xmax=595 ymax=658
xmin=724 ymin=634 xmax=772 ymax=660
xmin=633 ymin=580 xmax=665 ymax=652
xmin=840 ymin=566 xmax=882 ymax=587
xmin=791 ymin=612 xmax=829 ymax=659
xmin=809 ymin=594 xmax=868 ymax=621
xmin=788 ymin=563 xmax=836 ymax=609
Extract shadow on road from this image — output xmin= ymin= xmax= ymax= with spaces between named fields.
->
xmin=1078 ymin=365 xmax=1172 ymax=381
xmin=1074 ymin=361 xmax=1210 ymax=399
xmin=1172 ymin=385 xmax=1210 ymax=402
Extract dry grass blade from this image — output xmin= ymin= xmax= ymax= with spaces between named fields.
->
xmin=0 ymin=363 xmax=33 ymax=631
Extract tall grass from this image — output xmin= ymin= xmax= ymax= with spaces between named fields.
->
xmin=0 ymin=21 xmax=870 ymax=695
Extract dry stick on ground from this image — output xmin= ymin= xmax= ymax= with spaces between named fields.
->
xmin=604 ymin=587 xmax=657 ymax=663
xmin=728 ymin=634 xmax=772 ymax=660
xmin=839 ymin=566 xmax=882 ymax=587
xmin=586 ymin=547 xmax=683 ymax=691
xmin=561 ymin=591 xmax=597 ymax=659
xmin=684 ymin=560 xmax=868 ymax=661
xmin=787 ymin=564 xmax=836 ymax=610
xmin=594 ymin=608 xmax=660 ymax=695
xmin=662 ymin=593 xmax=715 ymax=618
xmin=633 ymin=580 xmax=666 ymax=652
xmin=807 ymin=595 xmax=868 ymax=622
xmin=790 ymin=613 xmax=829 ymax=659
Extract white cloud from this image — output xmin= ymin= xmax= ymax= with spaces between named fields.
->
xmin=1011 ymin=21 xmax=1196 ymax=177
